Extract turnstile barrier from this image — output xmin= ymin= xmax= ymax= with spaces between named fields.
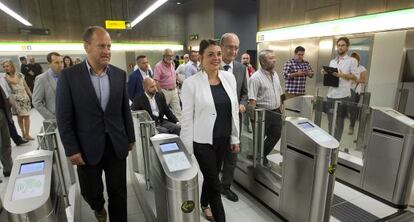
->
xmin=150 ymin=134 xmax=199 ymax=222
xmin=3 ymin=150 xmax=67 ymax=222
xmin=129 ymin=111 xmax=199 ymax=222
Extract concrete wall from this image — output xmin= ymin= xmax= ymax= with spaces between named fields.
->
xmin=0 ymin=0 xmax=185 ymax=43
xmin=184 ymin=0 xmax=215 ymax=50
xmin=214 ymin=0 xmax=257 ymax=60
xmin=258 ymin=0 xmax=414 ymax=31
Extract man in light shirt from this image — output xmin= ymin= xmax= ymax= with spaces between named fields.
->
xmin=248 ymin=49 xmax=285 ymax=166
xmin=153 ymin=48 xmax=182 ymax=120
xmin=184 ymin=51 xmax=199 ymax=79
xmin=176 ymin=53 xmax=189 ymax=81
xmin=323 ymin=37 xmax=358 ymax=141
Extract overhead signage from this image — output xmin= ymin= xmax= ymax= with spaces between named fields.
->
xmin=18 ymin=28 xmax=50 ymax=35
xmin=105 ymin=20 xmax=131 ymax=30
xmin=189 ymin=34 xmax=199 ymax=40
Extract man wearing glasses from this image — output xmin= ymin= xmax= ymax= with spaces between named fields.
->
xmin=322 ymin=37 xmax=358 ymax=141
xmin=219 ymin=33 xmax=248 ymax=202
xmin=153 ymin=48 xmax=182 ymax=120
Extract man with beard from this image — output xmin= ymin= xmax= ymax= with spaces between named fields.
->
xmin=131 ymin=77 xmax=180 ymax=135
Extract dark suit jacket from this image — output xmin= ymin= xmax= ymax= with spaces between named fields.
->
xmin=0 ymin=87 xmax=12 ymax=123
xmin=222 ymin=61 xmax=248 ymax=106
xmin=131 ymin=92 xmax=178 ymax=124
xmin=127 ymin=69 xmax=152 ymax=101
xmin=56 ymin=61 xmax=135 ymax=165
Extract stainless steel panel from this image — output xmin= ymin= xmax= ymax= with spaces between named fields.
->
xmin=317 ymin=37 xmax=335 ymax=97
xmin=150 ymin=134 xmax=199 ymax=222
xmin=363 ymin=132 xmax=404 ymax=200
xmin=281 ymin=117 xmax=339 ymax=222
xmin=280 ymin=147 xmax=314 ymax=222
xmin=393 ymin=134 xmax=414 ymax=204
xmin=311 ymin=147 xmax=338 ymax=222
xmin=336 ymin=162 xmax=362 ymax=187
xmin=269 ymin=40 xmax=291 ymax=89
xmin=401 ymin=82 xmax=414 ymax=116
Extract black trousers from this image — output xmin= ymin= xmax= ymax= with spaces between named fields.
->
xmin=349 ymin=90 xmax=361 ymax=128
xmin=194 ymin=137 xmax=229 ymax=222
xmin=8 ymin=120 xmax=23 ymax=144
xmin=326 ymin=97 xmax=349 ymax=141
xmin=264 ymin=110 xmax=282 ymax=159
xmin=220 ymin=113 xmax=241 ymax=189
xmin=77 ymin=135 xmax=127 ymax=222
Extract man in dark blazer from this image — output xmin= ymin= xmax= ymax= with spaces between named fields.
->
xmin=0 ymin=85 xmax=13 ymax=180
xmin=219 ymin=32 xmax=248 ymax=202
xmin=127 ymin=55 xmax=152 ymax=101
xmin=131 ymin=78 xmax=180 ymax=135
xmin=56 ymin=26 xmax=135 ymax=222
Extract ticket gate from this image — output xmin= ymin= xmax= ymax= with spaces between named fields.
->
xmin=150 ymin=134 xmax=199 ymax=222
xmin=3 ymin=150 xmax=67 ymax=222
xmin=129 ymin=110 xmax=199 ymax=222
xmin=285 ymin=95 xmax=414 ymax=209
xmin=336 ymin=107 xmax=414 ymax=208
xmin=234 ymin=112 xmax=339 ymax=222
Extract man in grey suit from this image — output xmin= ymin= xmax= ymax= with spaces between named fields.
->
xmin=33 ymin=52 xmax=63 ymax=120
xmin=220 ymin=33 xmax=248 ymax=202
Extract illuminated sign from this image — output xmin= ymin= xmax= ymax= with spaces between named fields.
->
xmin=105 ymin=20 xmax=131 ymax=30
xmin=257 ymin=8 xmax=414 ymax=42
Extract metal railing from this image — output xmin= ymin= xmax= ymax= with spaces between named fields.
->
xmin=131 ymin=110 xmax=156 ymax=190
xmin=252 ymin=109 xmax=266 ymax=167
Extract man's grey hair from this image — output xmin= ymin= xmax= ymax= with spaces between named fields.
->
xmin=220 ymin=33 xmax=239 ymax=45
xmin=163 ymin=48 xmax=173 ymax=56
xmin=258 ymin=49 xmax=274 ymax=67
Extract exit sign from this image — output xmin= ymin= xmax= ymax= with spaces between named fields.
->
xmin=189 ymin=34 xmax=199 ymax=40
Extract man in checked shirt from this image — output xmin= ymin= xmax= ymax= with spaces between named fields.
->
xmin=282 ymin=46 xmax=314 ymax=99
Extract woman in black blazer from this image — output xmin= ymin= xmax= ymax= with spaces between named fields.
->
xmin=180 ymin=39 xmax=240 ymax=222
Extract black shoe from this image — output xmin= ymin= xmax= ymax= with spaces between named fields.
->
xmin=221 ymin=188 xmax=239 ymax=202
xmin=3 ymin=171 xmax=11 ymax=177
xmin=16 ymin=139 xmax=29 ymax=146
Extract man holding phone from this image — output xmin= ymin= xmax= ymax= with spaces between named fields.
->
xmin=282 ymin=46 xmax=314 ymax=99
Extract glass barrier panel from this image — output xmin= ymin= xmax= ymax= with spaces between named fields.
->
xmin=262 ymin=110 xmax=283 ymax=171
xmin=239 ymin=111 xmax=254 ymax=162
xmin=312 ymin=95 xmax=371 ymax=159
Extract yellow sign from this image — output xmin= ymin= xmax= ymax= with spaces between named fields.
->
xmin=105 ymin=20 xmax=126 ymax=30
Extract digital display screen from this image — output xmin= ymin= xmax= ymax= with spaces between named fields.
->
xmin=19 ymin=161 xmax=45 ymax=174
xmin=160 ymin=142 xmax=180 ymax=153
xmin=298 ymin=122 xmax=314 ymax=129
xmin=163 ymin=152 xmax=192 ymax=172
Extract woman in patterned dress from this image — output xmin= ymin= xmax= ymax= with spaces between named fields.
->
xmin=2 ymin=60 xmax=34 ymax=140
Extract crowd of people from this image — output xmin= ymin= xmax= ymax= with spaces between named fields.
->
xmin=0 ymin=25 xmax=365 ymax=221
